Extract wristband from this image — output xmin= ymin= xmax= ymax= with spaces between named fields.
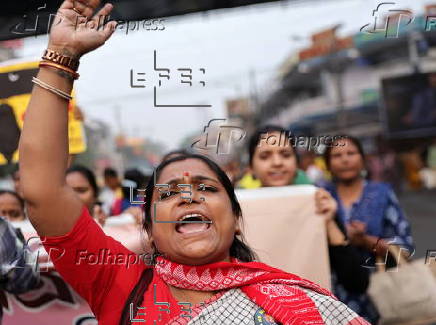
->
xmin=42 ymin=49 xmax=80 ymax=71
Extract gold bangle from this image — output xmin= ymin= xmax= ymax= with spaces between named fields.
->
xmin=40 ymin=60 xmax=77 ymax=76
xmin=42 ymin=49 xmax=80 ymax=71
xmin=39 ymin=61 xmax=80 ymax=80
xmin=32 ymin=77 xmax=73 ymax=101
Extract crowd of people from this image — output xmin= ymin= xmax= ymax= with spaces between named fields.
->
xmin=1 ymin=122 xmax=415 ymax=324
xmin=0 ymin=0 xmax=417 ymax=324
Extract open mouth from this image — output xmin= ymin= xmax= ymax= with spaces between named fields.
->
xmin=175 ymin=213 xmax=212 ymax=234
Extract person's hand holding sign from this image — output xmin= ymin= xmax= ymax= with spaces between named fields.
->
xmin=315 ymin=188 xmax=347 ymax=246
xmin=315 ymin=188 xmax=337 ymax=222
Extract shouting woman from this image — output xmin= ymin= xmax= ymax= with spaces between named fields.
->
xmin=19 ymin=0 xmax=369 ymax=324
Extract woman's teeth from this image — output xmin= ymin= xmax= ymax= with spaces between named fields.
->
xmin=176 ymin=214 xmax=212 ymax=233
xmin=180 ymin=214 xmax=203 ymax=221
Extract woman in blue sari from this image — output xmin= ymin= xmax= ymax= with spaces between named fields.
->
xmin=323 ymin=136 xmax=414 ymax=324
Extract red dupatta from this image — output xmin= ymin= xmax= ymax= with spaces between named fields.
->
xmin=154 ymin=257 xmax=370 ymax=325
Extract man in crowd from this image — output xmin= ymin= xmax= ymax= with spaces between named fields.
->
xmin=99 ymin=167 xmax=122 ymax=215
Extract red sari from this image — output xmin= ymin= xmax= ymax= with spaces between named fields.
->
xmin=42 ymin=207 xmax=369 ymax=325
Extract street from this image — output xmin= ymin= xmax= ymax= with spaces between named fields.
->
xmin=399 ymin=189 xmax=436 ymax=259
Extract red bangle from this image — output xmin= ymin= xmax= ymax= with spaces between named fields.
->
xmin=39 ymin=61 xmax=80 ymax=80
xmin=372 ymin=238 xmax=382 ymax=253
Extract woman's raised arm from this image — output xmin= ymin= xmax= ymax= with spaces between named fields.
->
xmin=19 ymin=0 xmax=117 ymax=236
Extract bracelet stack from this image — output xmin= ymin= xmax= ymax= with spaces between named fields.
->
xmin=32 ymin=48 xmax=81 ymax=101
xmin=40 ymin=49 xmax=80 ymax=80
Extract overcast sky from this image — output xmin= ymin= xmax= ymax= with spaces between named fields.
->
xmin=17 ymin=0 xmax=435 ymax=150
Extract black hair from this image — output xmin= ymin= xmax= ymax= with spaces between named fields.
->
xmin=248 ymin=125 xmax=297 ymax=166
xmin=0 ymin=189 xmax=25 ymax=211
xmin=121 ymin=168 xmax=150 ymax=200
xmin=161 ymin=149 xmax=189 ymax=163
xmin=144 ymin=153 xmax=256 ymax=263
xmin=323 ymin=136 xmax=365 ymax=170
xmin=66 ymin=165 xmax=99 ymax=198
xmin=124 ymin=168 xmax=149 ymax=189
xmin=104 ymin=167 xmax=118 ymax=178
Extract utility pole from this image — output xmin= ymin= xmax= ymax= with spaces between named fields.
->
xmin=112 ymin=105 xmax=126 ymax=171
xmin=249 ymin=69 xmax=259 ymax=110
xmin=113 ymin=105 xmax=123 ymax=136
xmin=408 ymin=31 xmax=423 ymax=73
xmin=333 ymin=70 xmax=346 ymax=132
xmin=328 ymin=25 xmax=347 ymax=133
